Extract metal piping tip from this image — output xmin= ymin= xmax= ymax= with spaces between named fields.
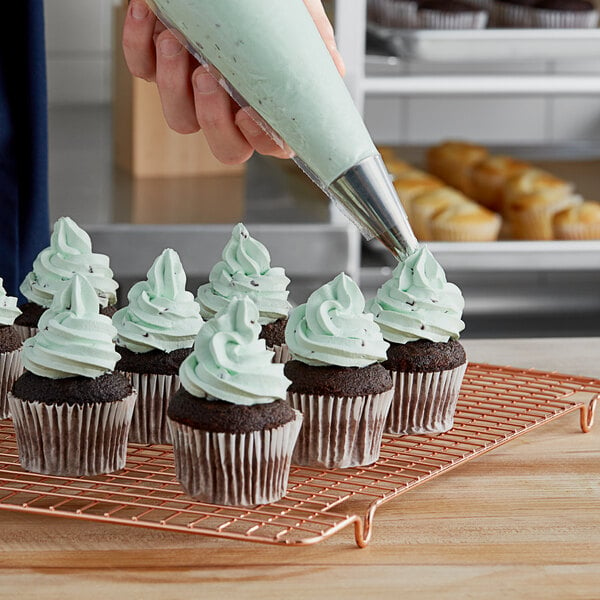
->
xmin=328 ymin=154 xmax=419 ymax=260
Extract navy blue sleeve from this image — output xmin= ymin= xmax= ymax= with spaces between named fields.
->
xmin=0 ymin=0 xmax=50 ymax=300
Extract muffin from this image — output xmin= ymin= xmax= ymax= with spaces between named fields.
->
xmin=392 ymin=169 xmax=446 ymax=219
xmin=9 ymin=274 xmax=136 ymax=476
xmin=368 ymin=245 xmax=467 ymax=435
xmin=167 ymin=296 xmax=302 ymax=506
xmin=503 ymin=169 xmax=580 ymax=239
xmin=409 ymin=187 xmax=470 ymax=241
xmin=553 ymin=201 xmax=600 ymax=240
xmin=493 ymin=0 xmax=539 ymax=27
xmin=368 ymin=0 xmax=419 ymax=27
xmin=417 ymin=0 xmax=489 ymax=29
xmin=197 ymin=223 xmax=292 ymax=363
xmin=112 ymin=248 xmax=204 ymax=445
xmin=0 ymin=279 xmax=23 ymax=419
xmin=431 ymin=201 xmax=503 ymax=241
xmin=531 ymin=0 xmax=599 ymax=28
xmin=426 ymin=140 xmax=489 ymax=195
xmin=469 ymin=155 xmax=532 ymax=211
xmin=15 ymin=216 xmax=119 ymax=343
xmin=284 ymin=273 xmax=393 ymax=469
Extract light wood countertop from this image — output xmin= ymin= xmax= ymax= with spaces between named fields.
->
xmin=1 ymin=338 xmax=598 ymax=599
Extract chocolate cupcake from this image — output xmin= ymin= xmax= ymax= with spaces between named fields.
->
xmin=113 ymin=249 xmax=204 ymax=445
xmin=0 ymin=279 xmax=23 ymax=419
xmin=15 ymin=216 xmax=119 ymax=343
xmin=168 ymin=296 xmax=302 ymax=506
xmin=285 ymin=273 xmax=393 ymax=469
xmin=9 ymin=274 xmax=136 ymax=476
xmin=531 ymin=0 xmax=599 ymax=27
xmin=368 ymin=245 xmax=467 ymax=435
xmin=368 ymin=0 xmax=419 ymax=28
xmin=493 ymin=0 xmax=539 ymax=26
xmin=417 ymin=0 xmax=489 ymax=29
xmin=196 ymin=223 xmax=292 ymax=363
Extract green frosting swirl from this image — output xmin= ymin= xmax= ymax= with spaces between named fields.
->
xmin=196 ymin=223 xmax=291 ymax=325
xmin=113 ymin=248 xmax=204 ymax=353
xmin=0 ymin=278 xmax=21 ymax=326
xmin=179 ymin=296 xmax=290 ymax=405
xmin=285 ymin=273 xmax=389 ymax=367
xmin=368 ymin=245 xmax=465 ymax=344
xmin=20 ymin=216 xmax=118 ymax=308
xmin=21 ymin=273 xmax=121 ymax=379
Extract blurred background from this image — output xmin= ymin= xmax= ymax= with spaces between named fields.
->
xmin=45 ymin=0 xmax=600 ymax=338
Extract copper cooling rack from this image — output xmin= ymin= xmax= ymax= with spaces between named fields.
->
xmin=0 ymin=363 xmax=597 ymax=548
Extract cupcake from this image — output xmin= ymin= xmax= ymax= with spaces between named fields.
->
xmin=112 ymin=249 xmax=204 ymax=445
xmin=368 ymin=0 xmax=419 ymax=27
xmin=0 ymin=279 xmax=23 ymax=419
xmin=553 ymin=201 xmax=600 ymax=240
xmin=167 ymin=296 xmax=302 ymax=506
xmin=196 ymin=223 xmax=292 ymax=363
xmin=417 ymin=0 xmax=489 ymax=29
xmin=409 ymin=187 xmax=470 ymax=241
xmin=15 ymin=216 xmax=119 ymax=344
xmin=9 ymin=274 xmax=136 ymax=476
xmin=392 ymin=169 xmax=446 ymax=220
xmin=493 ymin=0 xmax=539 ymax=27
xmin=531 ymin=0 xmax=599 ymax=28
xmin=368 ymin=245 xmax=467 ymax=436
xmin=431 ymin=201 xmax=502 ymax=241
xmin=284 ymin=273 xmax=393 ymax=469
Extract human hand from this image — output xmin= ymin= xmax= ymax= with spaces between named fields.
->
xmin=122 ymin=0 xmax=345 ymax=165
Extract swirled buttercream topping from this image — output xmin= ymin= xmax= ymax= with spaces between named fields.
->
xmin=179 ymin=296 xmax=290 ymax=405
xmin=285 ymin=273 xmax=389 ymax=367
xmin=368 ymin=245 xmax=465 ymax=344
xmin=196 ymin=223 xmax=291 ymax=325
xmin=0 ymin=278 xmax=21 ymax=326
xmin=21 ymin=273 xmax=120 ymax=379
xmin=19 ymin=216 xmax=118 ymax=308
xmin=113 ymin=248 xmax=203 ymax=353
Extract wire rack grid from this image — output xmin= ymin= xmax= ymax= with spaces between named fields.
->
xmin=0 ymin=363 xmax=597 ymax=548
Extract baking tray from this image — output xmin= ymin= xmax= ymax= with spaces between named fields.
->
xmin=367 ymin=24 xmax=600 ymax=62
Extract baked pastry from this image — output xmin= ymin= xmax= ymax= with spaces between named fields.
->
xmin=0 ymin=279 xmax=22 ymax=419
xmin=368 ymin=0 xmax=419 ymax=27
xmin=469 ymin=154 xmax=532 ymax=211
xmin=196 ymin=223 xmax=292 ymax=363
xmin=284 ymin=273 xmax=393 ymax=469
xmin=493 ymin=0 xmax=539 ymax=27
xmin=392 ymin=169 xmax=445 ymax=218
xmin=426 ymin=140 xmax=489 ymax=196
xmin=503 ymin=168 xmax=579 ymax=239
xmin=368 ymin=245 xmax=467 ymax=435
xmin=417 ymin=0 xmax=489 ymax=29
xmin=9 ymin=274 xmax=135 ymax=476
xmin=15 ymin=216 xmax=118 ymax=343
xmin=553 ymin=201 xmax=600 ymax=240
xmin=409 ymin=187 xmax=470 ymax=241
xmin=532 ymin=0 xmax=599 ymax=28
xmin=113 ymin=248 xmax=204 ymax=445
xmin=431 ymin=201 xmax=502 ymax=241
xmin=168 ymin=296 xmax=302 ymax=506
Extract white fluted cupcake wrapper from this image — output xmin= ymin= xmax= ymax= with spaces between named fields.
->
xmin=269 ymin=344 xmax=290 ymax=364
xmin=13 ymin=325 xmax=38 ymax=345
xmin=120 ymin=372 xmax=179 ymax=445
xmin=418 ymin=10 xmax=488 ymax=29
xmin=168 ymin=410 xmax=303 ymax=506
xmin=531 ymin=8 xmax=599 ymax=28
xmin=386 ymin=363 xmax=467 ymax=436
xmin=1 ymin=349 xmax=23 ymax=419
xmin=8 ymin=391 xmax=137 ymax=476
xmin=287 ymin=389 xmax=394 ymax=470
xmin=368 ymin=0 xmax=419 ymax=27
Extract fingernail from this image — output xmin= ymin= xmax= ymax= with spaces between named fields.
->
xmin=130 ymin=1 xmax=149 ymax=19
xmin=238 ymin=111 xmax=262 ymax=136
xmin=194 ymin=71 xmax=219 ymax=94
xmin=159 ymin=37 xmax=183 ymax=57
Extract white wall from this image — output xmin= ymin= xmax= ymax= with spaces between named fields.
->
xmin=45 ymin=0 xmax=600 ymax=144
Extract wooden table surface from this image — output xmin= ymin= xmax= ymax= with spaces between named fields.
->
xmin=1 ymin=338 xmax=598 ymax=599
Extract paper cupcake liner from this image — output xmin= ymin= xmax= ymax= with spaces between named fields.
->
xmin=492 ymin=3 xmax=535 ymax=28
xmin=8 ymin=391 xmax=137 ymax=476
xmin=269 ymin=343 xmax=290 ymax=364
xmin=0 ymin=349 xmax=23 ymax=419
xmin=120 ymin=371 xmax=179 ymax=445
xmin=531 ymin=8 xmax=599 ymax=28
xmin=418 ymin=10 xmax=488 ymax=30
xmin=386 ymin=363 xmax=467 ymax=435
xmin=368 ymin=0 xmax=419 ymax=27
xmin=287 ymin=389 xmax=394 ymax=469
xmin=168 ymin=410 xmax=303 ymax=506
xmin=554 ymin=221 xmax=600 ymax=240
xmin=431 ymin=214 xmax=502 ymax=242
xmin=13 ymin=325 xmax=38 ymax=345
